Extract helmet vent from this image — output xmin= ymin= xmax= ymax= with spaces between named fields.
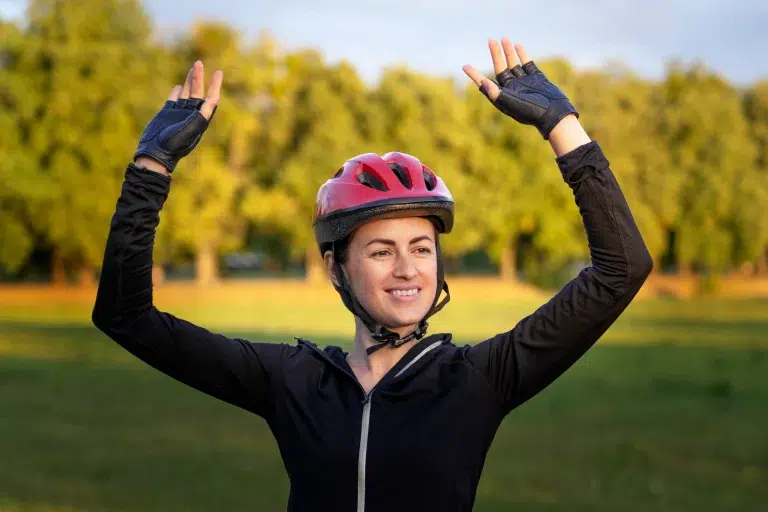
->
xmin=422 ymin=170 xmax=437 ymax=191
xmin=332 ymin=167 xmax=344 ymax=179
xmin=388 ymin=163 xmax=412 ymax=189
xmin=357 ymin=171 xmax=388 ymax=191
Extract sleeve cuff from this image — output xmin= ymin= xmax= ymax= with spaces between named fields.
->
xmin=125 ymin=163 xmax=172 ymax=195
xmin=555 ymin=141 xmax=610 ymax=185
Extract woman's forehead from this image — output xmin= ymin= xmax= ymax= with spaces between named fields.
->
xmin=354 ymin=217 xmax=437 ymax=243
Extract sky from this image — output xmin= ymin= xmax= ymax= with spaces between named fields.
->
xmin=2 ymin=0 xmax=767 ymax=86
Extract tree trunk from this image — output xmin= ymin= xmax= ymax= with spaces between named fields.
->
xmin=51 ymin=248 xmax=68 ymax=286
xmin=757 ymin=248 xmax=768 ymax=276
xmin=227 ymin=120 xmax=249 ymax=241
xmin=306 ymin=244 xmax=326 ymax=283
xmin=196 ymin=241 xmax=219 ymax=286
xmin=499 ymin=242 xmax=517 ymax=282
xmin=152 ymin=264 xmax=166 ymax=286
xmin=650 ymin=254 xmax=661 ymax=274
xmin=77 ymin=263 xmax=96 ymax=287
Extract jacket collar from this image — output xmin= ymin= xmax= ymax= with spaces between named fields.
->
xmin=296 ymin=333 xmax=451 ymax=383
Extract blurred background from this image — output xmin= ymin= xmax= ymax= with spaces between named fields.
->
xmin=0 ymin=0 xmax=766 ymax=510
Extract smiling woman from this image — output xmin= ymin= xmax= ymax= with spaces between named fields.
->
xmin=92 ymin=39 xmax=653 ymax=512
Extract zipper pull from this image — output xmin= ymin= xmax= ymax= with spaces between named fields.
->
xmin=362 ymin=393 xmax=371 ymax=405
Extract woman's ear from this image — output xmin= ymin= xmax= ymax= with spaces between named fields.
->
xmin=323 ymin=250 xmax=341 ymax=287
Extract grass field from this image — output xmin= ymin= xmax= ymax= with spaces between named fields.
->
xmin=0 ymin=280 xmax=767 ymax=511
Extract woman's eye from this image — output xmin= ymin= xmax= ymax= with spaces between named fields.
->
xmin=373 ymin=250 xmax=390 ymax=257
xmin=415 ymin=247 xmax=432 ymax=254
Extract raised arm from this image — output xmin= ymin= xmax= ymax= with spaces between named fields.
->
xmin=461 ymin=40 xmax=653 ymax=414
xmin=92 ymin=61 xmax=294 ymax=419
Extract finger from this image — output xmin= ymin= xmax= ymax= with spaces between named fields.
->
xmin=462 ymin=64 xmax=487 ymax=87
xmin=501 ymin=38 xmax=521 ymax=69
xmin=167 ymin=85 xmax=182 ymax=102
xmin=463 ymin=65 xmax=501 ymax=101
xmin=179 ymin=68 xmax=193 ymax=100
xmin=488 ymin=39 xmax=506 ymax=75
xmin=191 ymin=60 xmax=205 ymax=99
xmin=515 ymin=44 xmax=532 ymax=65
xmin=200 ymin=70 xmax=224 ymax=120
xmin=479 ymin=79 xmax=500 ymax=101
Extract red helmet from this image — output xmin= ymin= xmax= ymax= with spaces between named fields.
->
xmin=313 ymin=152 xmax=454 ymax=252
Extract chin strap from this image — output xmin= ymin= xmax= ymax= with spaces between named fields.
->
xmin=330 ymin=238 xmax=451 ymax=356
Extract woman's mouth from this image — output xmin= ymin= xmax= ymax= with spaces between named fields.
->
xmin=386 ymin=287 xmax=421 ymax=302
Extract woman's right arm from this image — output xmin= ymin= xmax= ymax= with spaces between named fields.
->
xmin=92 ymin=61 xmax=295 ymax=419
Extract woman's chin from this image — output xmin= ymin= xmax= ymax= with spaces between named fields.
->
xmin=381 ymin=313 xmax=428 ymax=336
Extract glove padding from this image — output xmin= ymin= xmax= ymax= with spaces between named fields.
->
xmin=480 ymin=61 xmax=578 ymax=140
xmin=134 ymin=98 xmax=214 ymax=173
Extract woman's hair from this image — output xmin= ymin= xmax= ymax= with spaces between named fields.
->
xmin=330 ymin=237 xmax=351 ymax=266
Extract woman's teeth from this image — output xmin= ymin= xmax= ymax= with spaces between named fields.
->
xmin=389 ymin=289 xmax=419 ymax=296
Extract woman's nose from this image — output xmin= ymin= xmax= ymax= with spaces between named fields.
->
xmin=393 ymin=254 xmax=418 ymax=279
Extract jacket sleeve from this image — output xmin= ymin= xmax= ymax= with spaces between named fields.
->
xmin=464 ymin=141 xmax=653 ymax=415
xmin=91 ymin=163 xmax=295 ymax=420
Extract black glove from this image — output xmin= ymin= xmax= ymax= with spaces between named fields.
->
xmin=134 ymin=98 xmax=215 ymax=173
xmin=480 ymin=61 xmax=578 ymax=140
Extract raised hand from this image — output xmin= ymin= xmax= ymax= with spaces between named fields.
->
xmin=134 ymin=61 xmax=223 ymax=173
xmin=463 ymin=39 xmax=578 ymax=140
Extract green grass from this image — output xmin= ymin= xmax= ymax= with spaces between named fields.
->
xmin=1 ymin=291 xmax=767 ymax=511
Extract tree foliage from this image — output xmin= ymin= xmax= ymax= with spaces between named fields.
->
xmin=2 ymin=3 xmax=767 ymax=285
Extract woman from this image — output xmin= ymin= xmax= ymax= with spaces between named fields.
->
xmin=93 ymin=39 xmax=652 ymax=512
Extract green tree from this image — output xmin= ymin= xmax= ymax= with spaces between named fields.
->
xmin=371 ymin=68 xmax=484 ymax=261
xmin=573 ymin=67 xmax=668 ymax=269
xmin=739 ymin=81 xmax=768 ymax=273
xmin=8 ymin=0 xmax=163 ymax=285
xmin=462 ymin=58 xmax=586 ymax=281
xmin=160 ymin=23 xmax=276 ymax=284
xmin=0 ymin=20 xmax=38 ymax=275
xmin=256 ymin=51 xmax=372 ymax=280
xmin=660 ymin=63 xmax=756 ymax=273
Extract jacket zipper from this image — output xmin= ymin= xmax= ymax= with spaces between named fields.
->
xmin=358 ymin=391 xmax=373 ymax=512
xmin=296 ymin=337 xmax=444 ymax=512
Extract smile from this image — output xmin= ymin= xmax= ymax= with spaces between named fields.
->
xmin=386 ymin=288 xmax=421 ymax=298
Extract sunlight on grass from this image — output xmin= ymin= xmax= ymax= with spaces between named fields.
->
xmin=1 ymin=282 xmax=767 ymax=511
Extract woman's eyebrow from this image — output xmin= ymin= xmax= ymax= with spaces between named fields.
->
xmin=365 ymin=235 xmax=434 ymax=247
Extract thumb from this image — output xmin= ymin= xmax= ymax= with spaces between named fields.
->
xmin=479 ymin=79 xmax=501 ymax=102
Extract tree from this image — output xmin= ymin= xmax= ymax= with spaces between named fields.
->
xmin=573 ymin=67 xmax=667 ymax=269
xmin=371 ymin=68 xmax=484 ymax=262
xmin=660 ymin=63 xmax=756 ymax=273
xmin=161 ymin=23 xmax=276 ymax=285
xmin=738 ymin=81 xmax=768 ymax=273
xmin=8 ymin=0 xmax=163 ymax=285
xmin=257 ymin=51 xmax=372 ymax=281
xmin=461 ymin=58 xmax=586 ymax=281
xmin=0 ymin=20 xmax=37 ymax=275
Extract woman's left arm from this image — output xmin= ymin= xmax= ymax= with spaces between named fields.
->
xmin=462 ymin=40 xmax=653 ymax=414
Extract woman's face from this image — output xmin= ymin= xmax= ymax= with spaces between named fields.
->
xmin=328 ymin=217 xmax=438 ymax=336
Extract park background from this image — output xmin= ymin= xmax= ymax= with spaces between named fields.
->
xmin=0 ymin=0 xmax=767 ymax=510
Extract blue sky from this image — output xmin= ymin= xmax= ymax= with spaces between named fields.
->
xmin=2 ymin=0 xmax=767 ymax=85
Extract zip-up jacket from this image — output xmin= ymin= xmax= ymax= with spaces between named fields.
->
xmin=92 ymin=141 xmax=653 ymax=511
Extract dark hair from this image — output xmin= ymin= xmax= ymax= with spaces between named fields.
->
xmin=331 ymin=237 xmax=351 ymax=265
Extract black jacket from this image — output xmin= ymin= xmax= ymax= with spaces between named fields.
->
xmin=92 ymin=141 xmax=653 ymax=511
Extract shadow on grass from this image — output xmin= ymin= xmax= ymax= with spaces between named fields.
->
xmin=2 ymin=320 xmax=768 ymax=511
xmin=617 ymin=315 xmax=768 ymax=339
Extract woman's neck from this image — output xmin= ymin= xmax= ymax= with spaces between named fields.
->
xmin=346 ymin=318 xmax=419 ymax=380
